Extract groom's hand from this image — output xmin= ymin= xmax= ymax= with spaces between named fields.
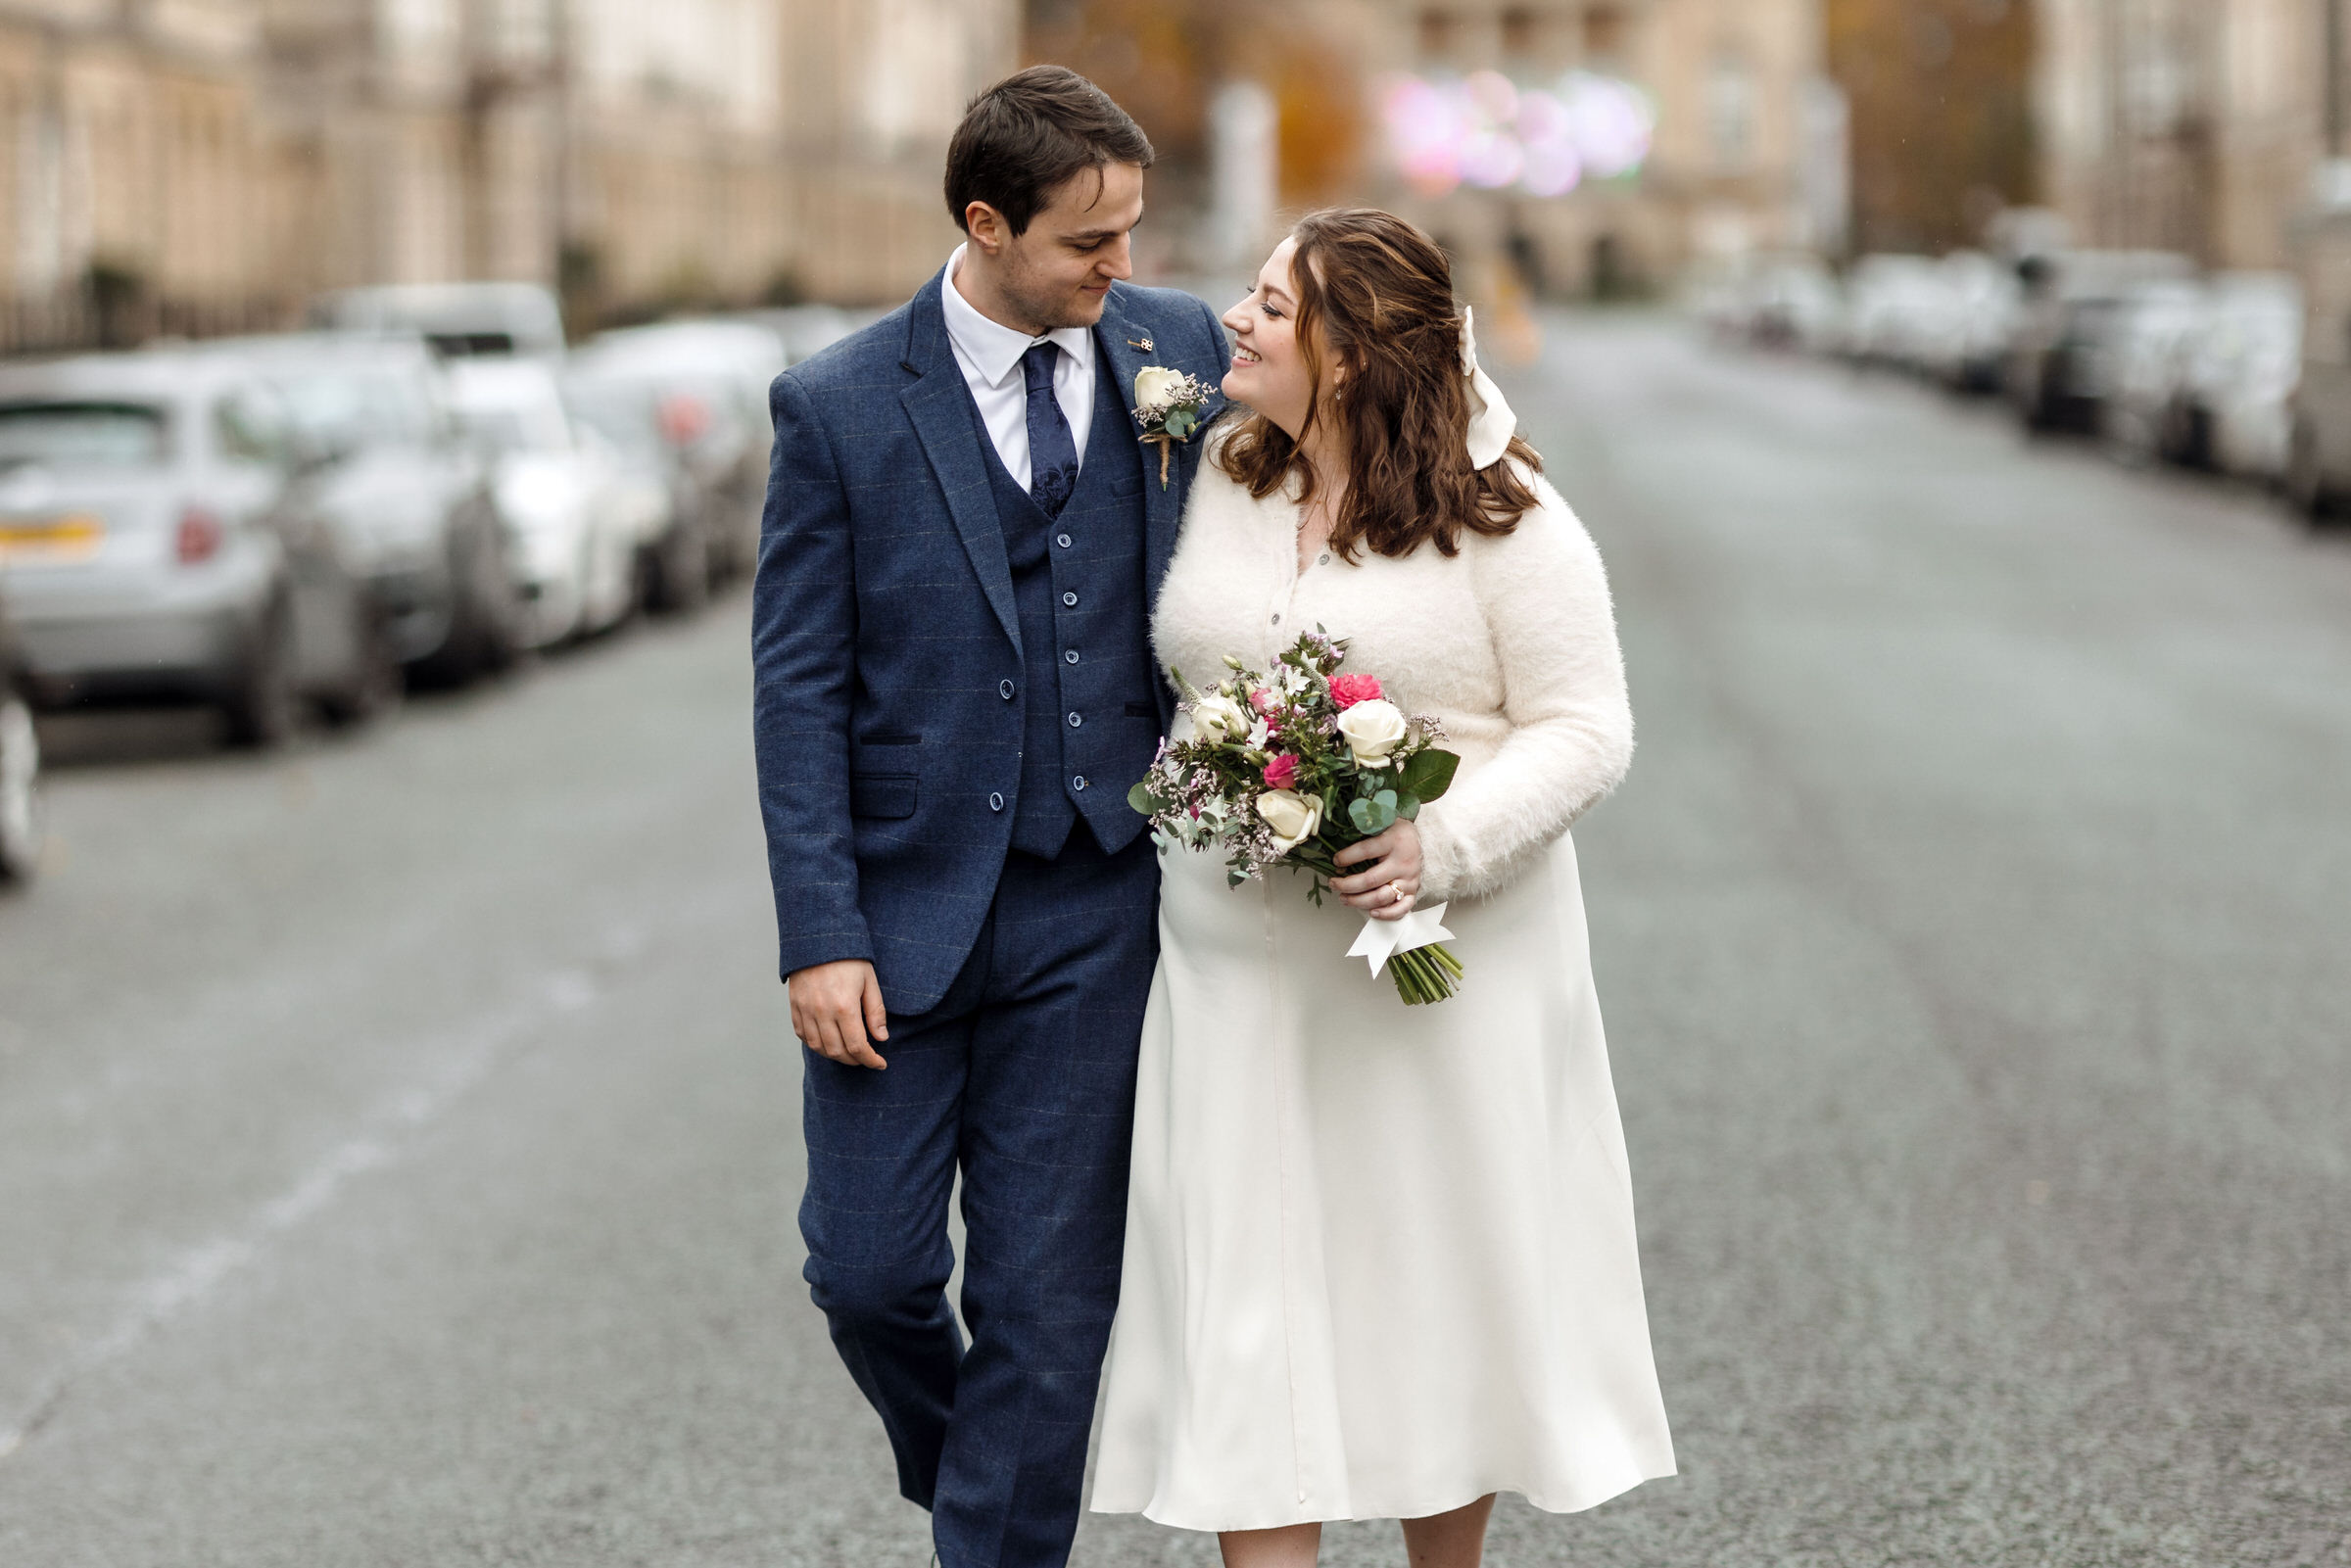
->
xmin=789 ymin=960 xmax=890 ymax=1069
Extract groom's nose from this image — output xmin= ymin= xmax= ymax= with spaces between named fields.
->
xmin=1098 ymin=233 xmax=1134 ymax=280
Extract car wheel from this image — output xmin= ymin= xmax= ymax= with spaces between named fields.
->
xmin=0 ymin=689 xmax=41 ymax=883
xmin=317 ymin=608 xmax=403 ymax=728
xmin=2286 ymin=422 xmax=2334 ymax=520
xmin=221 ymin=598 xmax=298 ymax=749
xmin=419 ymin=518 xmax=521 ymax=685
xmin=648 ymin=518 xmax=711 ymax=615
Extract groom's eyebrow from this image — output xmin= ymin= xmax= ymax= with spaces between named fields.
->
xmin=1067 ymin=208 xmax=1143 ymax=243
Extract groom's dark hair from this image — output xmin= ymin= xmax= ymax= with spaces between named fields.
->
xmin=946 ymin=66 xmax=1154 ymax=237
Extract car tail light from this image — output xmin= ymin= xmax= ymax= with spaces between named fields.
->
xmin=176 ymin=506 xmax=224 ymax=565
xmin=657 ymin=394 xmax=711 ymax=447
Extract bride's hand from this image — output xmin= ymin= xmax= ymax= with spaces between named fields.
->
xmin=1332 ymin=819 xmax=1424 ymax=923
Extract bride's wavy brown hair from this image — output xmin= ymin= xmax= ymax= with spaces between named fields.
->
xmin=1215 ymin=208 xmax=1544 ymax=560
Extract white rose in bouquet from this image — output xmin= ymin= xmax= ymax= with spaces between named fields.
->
xmin=1256 ymin=788 xmax=1323 ymax=854
xmin=1335 ymin=698 xmax=1409 ymax=766
xmin=1133 ymin=366 xmax=1186 ymax=416
xmin=1189 ymin=693 xmax=1249 ymax=744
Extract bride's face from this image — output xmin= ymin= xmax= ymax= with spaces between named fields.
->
xmin=1222 ymin=238 xmax=1319 ymax=439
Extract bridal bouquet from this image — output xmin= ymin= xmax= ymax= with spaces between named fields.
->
xmin=1128 ymin=630 xmax=1466 ymax=1004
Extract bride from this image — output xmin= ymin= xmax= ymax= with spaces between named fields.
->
xmin=1090 ymin=209 xmax=1676 ymax=1566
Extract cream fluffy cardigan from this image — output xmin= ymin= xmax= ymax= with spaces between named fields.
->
xmin=1149 ymin=450 xmax=1634 ymax=906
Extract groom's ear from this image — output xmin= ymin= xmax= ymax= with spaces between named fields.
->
xmin=964 ymin=202 xmax=1011 ymax=258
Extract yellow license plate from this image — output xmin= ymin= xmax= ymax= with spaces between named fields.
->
xmin=0 ymin=513 xmax=105 ymax=564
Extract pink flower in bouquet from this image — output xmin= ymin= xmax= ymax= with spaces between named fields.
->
xmin=1329 ymin=673 xmax=1384 ymax=710
xmin=1249 ymin=688 xmax=1279 ymax=715
xmin=1262 ymin=754 xmax=1301 ymax=790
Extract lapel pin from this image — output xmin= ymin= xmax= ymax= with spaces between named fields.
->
xmin=1128 ymin=337 xmax=1154 ymax=353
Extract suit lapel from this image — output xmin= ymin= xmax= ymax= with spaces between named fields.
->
xmin=901 ymin=270 xmax=1022 ymax=654
xmin=1094 ymin=290 xmax=1186 ymax=603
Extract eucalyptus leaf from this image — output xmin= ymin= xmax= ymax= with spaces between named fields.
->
xmin=1402 ymin=747 xmax=1461 ymax=802
xmin=1128 ymin=781 xmax=1165 ymax=817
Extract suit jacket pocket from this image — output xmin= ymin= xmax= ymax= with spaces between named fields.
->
xmin=850 ymin=773 xmax=918 ymax=820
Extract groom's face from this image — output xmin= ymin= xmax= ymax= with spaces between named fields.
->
xmin=966 ymin=162 xmax=1145 ymax=333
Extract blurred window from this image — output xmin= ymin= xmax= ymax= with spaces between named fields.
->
xmin=1708 ymin=53 xmax=1756 ymax=171
xmin=215 ymin=388 xmax=290 ymax=465
xmin=1584 ymin=6 xmax=1627 ymax=66
xmin=277 ymin=368 xmax=434 ymax=451
xmin=563 ymin=380 xmax=664 ymax=459
xmin=1418 ymin=9 xmax=1456 ymax=60
xmin=1501 ymin=8 xmax=1537 ymax=59
xmin=0 ymin=403 xmax=168 ymax=469
xmin=451 ymin=384 xmax=570 ymax=455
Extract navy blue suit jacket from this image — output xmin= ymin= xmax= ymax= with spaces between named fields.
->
xmin=752 ymin=269 xmax=1230 ymax=1015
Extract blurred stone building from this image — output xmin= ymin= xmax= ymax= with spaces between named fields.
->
xmin=0 ymin=0 xmax=1015 ymax=354
xmin=1825 ymin=0 xmax=2036 ymax=257
xmin=2036 ymin=0 xmax=2332 ymax=269
xmin=1029 ymin=0 xmax=1836 ymax=299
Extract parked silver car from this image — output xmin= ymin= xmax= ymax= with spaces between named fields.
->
xmin=0 ymin=348 xmax=388 ymax=744
xmin=2173 ymin=273 xmax=2302 ymax=478
xmin=2100 ymin=280 xmax=2211 ymax=464
xmin=225 ymin=333 xmax=522 ymax=683
xmin=444 ymin=357 xmax=655 ymax=647
xmin=309 ymin=283 xmax=567 ymax=361
xmin=2006 ymin=251 xmax=2198 ymax=433
xmin=568 ymin=319 xmax=786 ymax=591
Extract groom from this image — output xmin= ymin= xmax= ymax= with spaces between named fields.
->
xmin=750 ymin=67 xmax=1227 ymax=1568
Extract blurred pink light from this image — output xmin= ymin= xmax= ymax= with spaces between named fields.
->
xmin=1458 ymin=131 xmax=1524 ymax=190
xmin=1378 ymin=70 xmax=1651 ymax=199
xmin=1464 ymin=71 xmax=1518 ymax=122
xmin=1520 ymin=142 xmax=1584 ymax=198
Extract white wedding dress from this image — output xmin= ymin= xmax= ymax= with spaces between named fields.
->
xmin=1089 ymin=451 xmax=1676 ymax=1531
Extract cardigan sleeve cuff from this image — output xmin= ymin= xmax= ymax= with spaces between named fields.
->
xmin=1415 ymin=810 xmax=1470 ymax=906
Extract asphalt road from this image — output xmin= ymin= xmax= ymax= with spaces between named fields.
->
xmin=1 ymin=314 xmax=2346 ymax=1567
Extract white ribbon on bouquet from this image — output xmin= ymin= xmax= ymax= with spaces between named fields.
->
xmin=1346 ymin=903 xmax=1455 ymax=978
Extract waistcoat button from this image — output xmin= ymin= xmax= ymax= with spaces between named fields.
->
xmin=988 ymin=792 xmax=1005 ymax=812
xmin=1067 ymin=712 xmax=1083 ymax=729
xmin=1063 ymin=591 xmax=1080 ymax=607
xmin=1073 ymin=776 xmax=1088 ymax=791
xmin=1064 ymin=649 xmax=1080 ymax=664
xmin=1057 ymin=533 xmax=1073 ymax=547
xmin=999 ymin=679 xmax=1015 ymax=700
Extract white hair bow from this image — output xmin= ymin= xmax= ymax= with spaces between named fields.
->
xmin=1461 ymin=308 xmax=1518 ymax=470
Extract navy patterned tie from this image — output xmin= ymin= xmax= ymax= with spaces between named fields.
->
xmin=1022 ymin=342 xmax=1080 ymax=518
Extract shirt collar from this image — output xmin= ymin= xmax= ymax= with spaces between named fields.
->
xmin=943 ymin=244 xmax=1095 ymax=390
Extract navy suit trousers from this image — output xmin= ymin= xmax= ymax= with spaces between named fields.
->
xmin=798 ymin=834 xmax=1160 ymax=1568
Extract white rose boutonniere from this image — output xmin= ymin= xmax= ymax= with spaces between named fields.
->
xmin=1335 ymin=697 xmax=1409 ymax=766
xmin=1131 ymin=366 xmax=1217 ymax=490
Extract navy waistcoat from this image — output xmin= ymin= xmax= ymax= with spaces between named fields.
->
xmin=968 ymin=360 xmax=1158 ymax=858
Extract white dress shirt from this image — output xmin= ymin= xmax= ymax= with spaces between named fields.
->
xmin=941 ymin=243 xmax=1097 ymax=492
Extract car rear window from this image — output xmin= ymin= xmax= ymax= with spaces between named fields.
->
xmin=0 ymin=402 xmax=168 ymax=468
